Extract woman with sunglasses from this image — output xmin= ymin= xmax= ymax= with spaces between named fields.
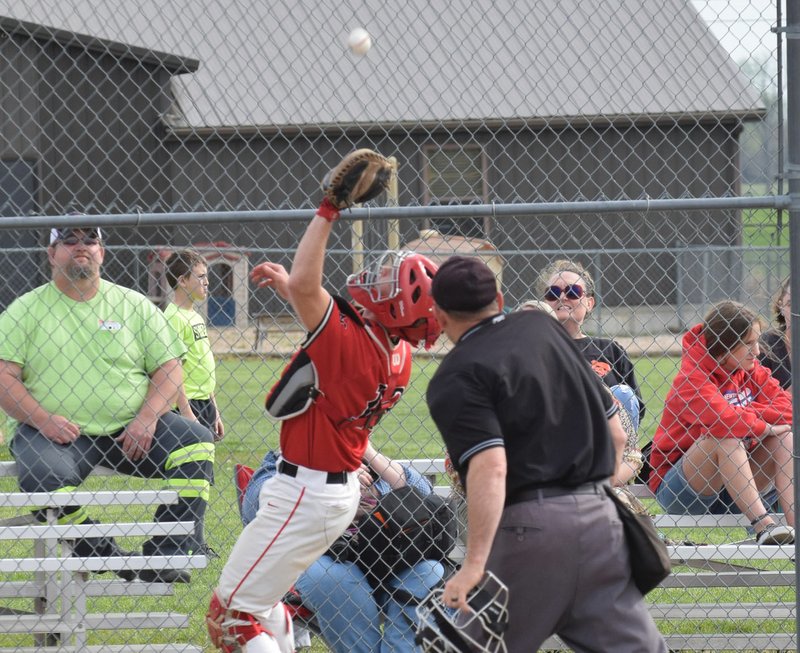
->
xmin=537 ymin=259 xmax=645 ymax=433
xmin=759 ymin=277 xmax=791 ymax=390
xmin=648 ymin=301 xmax=794 ymax=545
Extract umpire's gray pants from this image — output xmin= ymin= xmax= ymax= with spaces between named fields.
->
xmin=487 ymin=490 xmax=666 ymax=653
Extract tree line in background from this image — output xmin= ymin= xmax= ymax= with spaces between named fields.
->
xmin=739 ymin=55 xmax=781 ymax=189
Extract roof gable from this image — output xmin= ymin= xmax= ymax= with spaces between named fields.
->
xmin=4 ymin=0 xmax=762 ymax=128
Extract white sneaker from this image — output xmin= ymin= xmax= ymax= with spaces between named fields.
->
xmin=756 ymin=523 xmax=795 ymax=545
xmin=294 ymin=626 xmax=313 ymax=649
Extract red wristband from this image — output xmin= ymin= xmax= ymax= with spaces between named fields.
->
xmin=316 ymin=198 xmax=341 ymax=223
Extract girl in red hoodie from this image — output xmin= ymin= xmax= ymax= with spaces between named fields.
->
xmin=649 ymin=301 xmax=794 ymax=545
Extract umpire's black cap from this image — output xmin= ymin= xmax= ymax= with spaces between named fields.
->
xmin=431 ymin=255 xmax=498 ymax=312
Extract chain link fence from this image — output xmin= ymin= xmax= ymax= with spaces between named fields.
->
xmin=0 ymin=0 xmax=797 ymax=651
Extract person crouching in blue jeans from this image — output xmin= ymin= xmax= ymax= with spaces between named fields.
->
xmin=238 ymin=444 xmax=445 ymax=653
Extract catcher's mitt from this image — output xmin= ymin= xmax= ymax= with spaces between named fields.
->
xmin=321 ymin=149 xmax=392 ymax=209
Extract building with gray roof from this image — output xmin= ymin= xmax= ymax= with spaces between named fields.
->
xmin=0 ymin=0 xmax=764 ymax=312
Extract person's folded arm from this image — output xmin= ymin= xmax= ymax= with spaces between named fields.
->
xmin=363 ymin=441 xmax=407 ymax=489
xmin=118 ymin=359 xmax=183 ymax=461
xmin=0 ymin=359 xmax=80 ymax=444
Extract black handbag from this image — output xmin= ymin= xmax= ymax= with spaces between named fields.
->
xmin=604 ymin=485 xmax=671 ymax=595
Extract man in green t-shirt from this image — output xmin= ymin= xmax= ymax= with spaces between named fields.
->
xmin=0 ymin=226 xmax=215 ymax=583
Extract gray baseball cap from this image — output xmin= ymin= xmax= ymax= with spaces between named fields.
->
xmin=49 ymin=226 xmax=103 ymax=245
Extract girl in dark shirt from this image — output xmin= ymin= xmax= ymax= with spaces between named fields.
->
xmin=759 ymin=276 xmax=791 ymax=389
xmin=537 ymin=259 xmax=645 ymax=432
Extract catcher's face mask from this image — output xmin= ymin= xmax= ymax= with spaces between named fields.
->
xmin=347 ymin=250 xmax=404 ymax=303
xmin=347 ymin=250 xmax=441 ymax=349
xmin=415 ymin=571 xmax=509 ymax=653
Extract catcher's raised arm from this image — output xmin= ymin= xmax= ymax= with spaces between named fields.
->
xmin=287 ymin=149 xmax=393 ymax=331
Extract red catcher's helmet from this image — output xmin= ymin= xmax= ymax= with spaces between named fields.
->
xmin=347 ymin=250 xmax=441 ymax=349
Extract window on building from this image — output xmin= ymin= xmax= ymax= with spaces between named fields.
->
xmin=1 ymin=159 xmax=37 ymax=217
xmin=423 ymin=145 xmax=488 ymax=238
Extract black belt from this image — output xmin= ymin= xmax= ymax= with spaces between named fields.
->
xmin=278 ymin=460 xmax=348 ymax=485
xmin=506 ymin=481 xmax=607 ymax=506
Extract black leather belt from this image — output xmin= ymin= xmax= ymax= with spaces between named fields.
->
xmin=278 ymin=460 xmax=348 ymax=485
xmin=506 ymin=481 xmax=607 ymax=506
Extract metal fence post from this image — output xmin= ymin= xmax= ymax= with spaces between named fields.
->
xmin=785 ymin=2 xmax=800 ymax=645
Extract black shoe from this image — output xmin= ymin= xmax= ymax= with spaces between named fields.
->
xmin=98 ymin=544 xmax=138 ymax=582
xmin=138 ymin=568 xmax=192 ymax=583
xmin=115 ymin=566 xmax=138 ymax=582
xmin=63 ymin=531 xmax=137 ymax=581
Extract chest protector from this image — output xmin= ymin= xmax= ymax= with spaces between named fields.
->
xmin=265 ymin=300 xmax=411 ymax=429
xmin=265 ymin=348 xmax=320 ymax=420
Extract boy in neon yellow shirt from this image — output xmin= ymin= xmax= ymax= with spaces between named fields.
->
xmin=164 ymin=250 xmax=224 ymax=440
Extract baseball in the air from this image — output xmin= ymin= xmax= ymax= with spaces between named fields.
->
xmin=347 ymin=27 xmax=372 ymax=55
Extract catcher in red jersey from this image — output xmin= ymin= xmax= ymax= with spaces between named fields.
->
xmin=207 ymin=150 xmax=440 ymax=653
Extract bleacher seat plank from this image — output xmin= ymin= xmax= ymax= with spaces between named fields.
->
xmin=659 ymin=570 xmax=795 ymax=588
xmin=0 ymin=579 xmax=176 ymax=599
xmin=0 ymin=521 xmax=195 ymax=540
xmin=541 ymin=633 xmax=797 ymax=651
xmin=668 ymin=543 xmax=793 ymax=560
xmin=0 ymin=461 xmax=116 ymax=478
xmin=654 ymin=513 xmax=754 ymax=528
xmin=0 ymin=490 xmax=180 ymax=508
xmin=663 ymin=635 xmax=797 ymax=650
xmin=0 ymin=611 xmax=190 ymax=634
xmin=627 ymin=483 xmax=657 ymax=498
xmin=0 ymin=554 xmax=207 ymax=574
xmin=649 ymin=602 xmax=794 ymax=620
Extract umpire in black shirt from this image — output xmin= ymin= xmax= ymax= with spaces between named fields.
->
xmin=426 ymin=256 xmax=665 ymax=653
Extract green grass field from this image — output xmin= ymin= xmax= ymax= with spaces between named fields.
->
xmin=0 ymin=353 xmax=792 ymax=650
xmin=634 ymin=355 xmax=680 ymax=443
xmin=742 ymin=207 xmax=789 ymax=248
xmin=211 ymin=352 xmax=681 ymax=459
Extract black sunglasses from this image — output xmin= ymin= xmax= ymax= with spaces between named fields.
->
xmin=59 ymin=234 xmax=101 ymax=246
xmin=543 ymin=284 xmax=585 ymax=301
